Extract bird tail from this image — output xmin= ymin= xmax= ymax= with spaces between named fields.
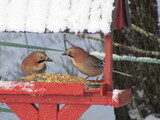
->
xmin=112 ymin=70 xmax=132 ymax=77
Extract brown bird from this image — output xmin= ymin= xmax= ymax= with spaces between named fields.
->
xmin=21 ymin=51 xmax=53 ymax=75
xmin=63 ymin=46 xmax=132 ymax=79
xmin=62 ymin=46 xmax=104 ymax=79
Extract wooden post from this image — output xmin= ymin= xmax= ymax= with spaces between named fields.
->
xmin=104 ymin=34 xmax=113 ymax=91
xmin=39 ymin=104 xmax=59 ymax=120
xmin=7 ymin=103 xmax=38 ymax=120
xmin=58 ymin=105 xmax=90 ymax=120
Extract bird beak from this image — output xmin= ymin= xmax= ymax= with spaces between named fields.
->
xmin=62 ymin=52 xmax=67 ymax=55
xmin=46 ymin=57 xmax=53 ymax=62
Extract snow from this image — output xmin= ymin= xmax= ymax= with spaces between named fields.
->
xmin=113 ymin=55 xmax=160 ymax=64
xmin=26 ymin=0 xmax=50 ymax=32
xmin=145 ymin=115 xmax=160 ymax=120
xmin=136 ymin=90 xmax=144 ymax=98
xmin=128 ymin=98 xmax=143 ymax=120
xmin=0 ymin=81 xmax=46 ymax=93
xmin=0 ymin=81 xmax=35 ymax=91
xmin=0 ymin=0 xmax=114 ymax=33
xmin=7 ymin=0 xmax=27 ymax=31
xmin=90 ymin=51 xmax=105 ymax=60
xmin=112 ymin=89 xmax=124 ymax=102
xmin=20 ymin=83 xmax=35 ymax=92
xmin=0 ymin=81 xmax=15 ymax=90
xmin=90 ymin=51 xmax=160 ymax=64
xmin=128 ymin=108 xmax=143 ymax=120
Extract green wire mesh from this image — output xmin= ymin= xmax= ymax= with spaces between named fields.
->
xmin=0 ymin=41 xmax=64 ymax=52
xmin=0 ymin=41 xmax=160 ymax=64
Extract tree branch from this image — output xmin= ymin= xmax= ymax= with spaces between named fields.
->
xmin=73 ymin=34 xmax=160 ymax=56
xmin=131 ymin=24 xmax=160 ymax=43
xmin=113 ymin=42 xmax=160 ymax=56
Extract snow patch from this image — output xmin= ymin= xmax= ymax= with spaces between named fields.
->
xmin=128 ymin=109 xmax=143 ymax=120
xmin=34 ymin=88 xmax=46 ymax=93
xmin=90 ymin=51 xmax=105 ymax=60
xmin=112 ymin=89 xmax=124 ymax=102
xmin=136 ymin=90 xmax=144 ymax=98
xmin=0 ymin=81 xmax=26 ymax=90
xmin=0 ymin=81 xmax=46 ymax=93
xmin=20 ymin=82 xmax=35 ymax=92
xmin=145 ymin=115 xmax=160 ymax=120
xmin=113 ymin=54 xmax=160 ymax=64
xmin=91 ymin=52 xmax=160 ymax=64
xmin=0 ymin=0 xmax=115 ymax=33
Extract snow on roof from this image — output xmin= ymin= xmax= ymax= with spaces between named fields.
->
xmin=0 ymin=0 xmax=115 ymax=33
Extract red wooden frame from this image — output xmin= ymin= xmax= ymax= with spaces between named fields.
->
xmin=114 ymin=0 xmax=126 ymax=29
xmin=0 ymin=0 xmax=132 ymax=119
xmin=105 ymin=35 xmax=113 ymax=91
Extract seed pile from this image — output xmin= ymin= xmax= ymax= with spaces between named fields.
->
xmin=17 ymin=73 xmax=88 ymax=83
xmin=17 ymin=73 xmax=102 ymax=89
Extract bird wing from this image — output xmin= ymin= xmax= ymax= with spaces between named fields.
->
xmin=88 ymin=55 xmax=104 ymax=67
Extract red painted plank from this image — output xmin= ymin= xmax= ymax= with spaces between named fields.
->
xmin=104 ymin=35 xmax=113 ymax=90
xmin=7 ymin=103 xmax=38 ymax=120
xmin=58 ymin=105 xmax=90 ymax=120
xmin=0 ymin=82 xmax=84 ymax=95
xmin=0 ymin=93 xmax=112 ymax=105
xmin=114 ymin=89 xmax=132 ymax=107
xmin=100 ymin=84 xmax=107 ymax=96
xmin=84 ymin=89 xmax=100 ymax=93
xmin=39 ymin=104 xmax=59 ymax=120
xmin=0 ymin=89 xmax=132 ymax=107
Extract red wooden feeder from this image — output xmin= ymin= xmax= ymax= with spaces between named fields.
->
xmin=0 ymin=0 xmax=132 ymax=120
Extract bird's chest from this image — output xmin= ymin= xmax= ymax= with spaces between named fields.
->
xmin=71 ymin=58 xmax=86 ymax=70
xmin=71 ymin=58 xmax=84 ymax=67
xmin=71 ymin=58 xmax=78 ymax=66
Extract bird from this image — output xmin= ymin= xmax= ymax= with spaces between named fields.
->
xmin=62 ymin=46 xmax=104 ymax=79
xmin=21 ymin=51 xmax=53 ymax=75
xmin=62 ymin=46 xmax=132 ymax=79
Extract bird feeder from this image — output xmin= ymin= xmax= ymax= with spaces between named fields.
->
xmin=0 ymin=0 xmax=132 ymax=120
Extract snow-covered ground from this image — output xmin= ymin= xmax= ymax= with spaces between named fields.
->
xmin=145 ymin=115 xmax=160 ymax=120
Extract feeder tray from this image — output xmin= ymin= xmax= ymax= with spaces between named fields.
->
xmin=17 ymin=73 xmax=104 ymax=90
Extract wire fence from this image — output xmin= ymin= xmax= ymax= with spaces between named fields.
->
xmin=0 ymin=41 xmax=159 ymax=64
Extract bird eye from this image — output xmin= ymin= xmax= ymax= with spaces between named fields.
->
xmin=38 ymin=57 xmax=45 ymax=63
xmin=69 ymin=51 xmax=72 ymax=55
xmin=67 ymin=51 xmax=74 ymax=58
xmin=40 ymin=57 xmax=44 ymax=60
